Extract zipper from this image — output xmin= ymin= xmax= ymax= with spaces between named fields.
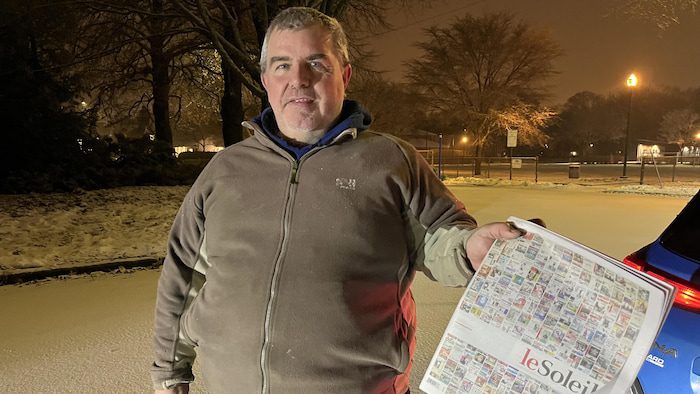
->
xmin=259 ymin=152 xmax=313 ymax=393
xmin=260 ymin=191 xmax=294 ymax=393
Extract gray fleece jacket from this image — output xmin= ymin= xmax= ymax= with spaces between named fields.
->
xmin=151 ymin=105 xmax=478 ymax=393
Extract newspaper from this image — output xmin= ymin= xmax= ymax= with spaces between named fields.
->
xmin=420 ymin=217 xmax=675 ymax=394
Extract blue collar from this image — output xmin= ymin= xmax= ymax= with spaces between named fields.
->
xmin=253 ymin=100 xmax=372 ymax=160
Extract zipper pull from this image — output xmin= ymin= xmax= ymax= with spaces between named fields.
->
xmin=291 ymin=161 xmax=299 ymax=184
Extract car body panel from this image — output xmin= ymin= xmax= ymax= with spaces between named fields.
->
xmin=633 ymin=191 xmax=700 ymax=394
xmin=637 ymin=307 xmax=700 ymax=393
xmin=646 ymin=245 xmax=698 ymax=281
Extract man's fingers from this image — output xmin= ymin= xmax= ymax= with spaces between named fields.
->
xmin=505 ymin=221 xmax=527 ymax=237
xmin=466 ymin=221 xmax=542 ymax=271
xmin=497 ymin=222 xmax=526 ymax=239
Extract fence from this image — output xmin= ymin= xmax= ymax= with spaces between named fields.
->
xmin=639 ymin=153 xmax=700 ymax=186
xmin=416 ymin=150 xmax=542 ymax=182
xmin=417 ymin=149 xmax=700 ymax=184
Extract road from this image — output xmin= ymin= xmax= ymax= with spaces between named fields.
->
xmin=0 ymin=186 xmax=691 ymax=393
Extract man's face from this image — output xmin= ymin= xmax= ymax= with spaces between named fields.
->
xmin=261 ymin=25 xmax=351 ymax=144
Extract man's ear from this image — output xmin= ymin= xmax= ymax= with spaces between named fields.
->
xmin=342 ymin=64 xmax=352 ymax=89
xmin=261 ymin=71 xmax=269 ymax=91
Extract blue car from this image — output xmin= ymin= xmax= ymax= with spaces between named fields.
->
xmin=623 ymin=190 xmax=700 ymax=394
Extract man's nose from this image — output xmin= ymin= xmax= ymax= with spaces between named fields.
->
xmin=290 ymin=63 xmax=312 ymax=88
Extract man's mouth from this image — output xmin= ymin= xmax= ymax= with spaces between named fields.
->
xmin=287 ymin=97 xmax=315 ymax=105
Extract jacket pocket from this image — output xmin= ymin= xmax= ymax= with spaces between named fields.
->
xmin=179 ymin=281 xmax=207 ymax=347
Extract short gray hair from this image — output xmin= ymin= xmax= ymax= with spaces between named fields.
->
xmin=259 ymin=7 xmax=350 ymax=73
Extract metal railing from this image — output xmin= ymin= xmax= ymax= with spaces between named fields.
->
xmin=416 ymin=148 xmax=700 ymax=184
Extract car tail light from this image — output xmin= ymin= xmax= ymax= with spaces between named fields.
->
xmin=623 ymin=250 xmax=700 ymax=312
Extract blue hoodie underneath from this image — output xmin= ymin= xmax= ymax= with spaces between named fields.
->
xmin=253 ymin=100 xmax=372 ymax=160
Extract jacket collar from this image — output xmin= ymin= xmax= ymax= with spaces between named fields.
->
xmin=247 ymin=100 xmax=372 ymax=160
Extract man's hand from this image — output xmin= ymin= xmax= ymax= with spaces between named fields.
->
xmin=465 ymin=222 xmax=526 ymax=271
xmin=155 ymin=384 xmax=189 ymax=394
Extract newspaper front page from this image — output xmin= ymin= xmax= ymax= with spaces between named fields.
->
xmin=420 ymin=217 xmax=674 ymax=394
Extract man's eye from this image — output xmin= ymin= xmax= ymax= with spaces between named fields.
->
xmin=310 ymin=61 xmax=328 ymax=71
xmin=275 ymin=64 xmax=289 ymax=71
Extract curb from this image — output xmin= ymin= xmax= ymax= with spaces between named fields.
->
xmin=0 ymin=257 xmax=164 ymax=286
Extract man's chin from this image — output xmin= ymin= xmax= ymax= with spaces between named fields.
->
xmin=284 ymin=117 xmax=319 ymax=134
xmin=280 ymin=123 xmax=328 ymax=144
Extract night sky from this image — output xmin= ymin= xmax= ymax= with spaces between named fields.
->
xmin=368 ymin=0 xmax=700 ymax=105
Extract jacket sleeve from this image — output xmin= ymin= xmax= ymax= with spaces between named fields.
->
xmin=151 ymin=183 xmax=206 ymax=389
xmin=394 ymin=138 xmax=478 ymax=287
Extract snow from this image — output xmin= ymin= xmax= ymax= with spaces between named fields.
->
xmin=444 ymin=176 xmax=700 ymax=197
xmin=0 ymin=186 xmax=188 ymax=274
xmin=0 ymin=179 xmax=697 ymax=276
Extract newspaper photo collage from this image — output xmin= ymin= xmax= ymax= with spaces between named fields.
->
xmin=425 ymin=234 xmax=650 ymax=393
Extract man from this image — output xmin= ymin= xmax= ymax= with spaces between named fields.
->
xmin=152 ymin=7 xmax=524 ymax=394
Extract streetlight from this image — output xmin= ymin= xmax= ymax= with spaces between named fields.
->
xmin=461 ymin=129 xmax=469 ymax=155
xmin=459 ymin=134 xmax=469 ymax=176
xmin=461 ymin=135 xmax=469 ymax=156
xmin=622 ymin=73 xmax=638 ymax=177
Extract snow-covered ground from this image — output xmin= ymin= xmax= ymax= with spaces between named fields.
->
xmin=0 ymin=186 xmax=189 ymax=274
xmin=0 ymin=178 xmax=697 ymax=276
xmin=443 ymin=176 xmax=700 ymax=197
xmin=1 ymin=183 xmax=696 ymax=393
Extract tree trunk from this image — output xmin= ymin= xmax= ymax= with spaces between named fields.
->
xmin=220 ymin=23 xmax=244 ymax=147
xmin=221 ymin=58 xmax=244 ymax=146
xmin=474 ymin=144 xmax=482 ymax=175
xmin=150 ymin=0 xmax=173 ymax=149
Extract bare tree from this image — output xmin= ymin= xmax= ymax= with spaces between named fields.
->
xmin=493 ymin=103 xmax=556 ymax=147
xmin=70 ymin=0 xmax=210 ymax=149
xmin=659 ymin=108 xmax=700 ymax=147
xmin=549 ymin=91 xmax=627 ymax=159
xmin=172 ymin=68 xmax=224 ymax=149
xmin=406 ymin=12 xmax=561 ymax=173
xmin=347 ymin=73 xmax=431 ymax=136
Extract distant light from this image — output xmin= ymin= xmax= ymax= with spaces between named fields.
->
xmin=571 ymin=151 xmax=577 ymax=157
xmin=80 ymin=101 xmax=88 ymax=107
xmin=695 ymin=132 xmax=700 ymax=140
xmin=626 ymin=73 xmax=638 ymax=88
xmin=461 ymin=136 xmax=468 ymax=144
xmin=589 ymin=143 xmax=594 ymax=148
xmin=149 ymin=134 xmax=155 ymax=141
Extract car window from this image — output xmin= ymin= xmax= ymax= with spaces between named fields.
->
xmin=660 ymin=193 xmax=700 ymax=264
